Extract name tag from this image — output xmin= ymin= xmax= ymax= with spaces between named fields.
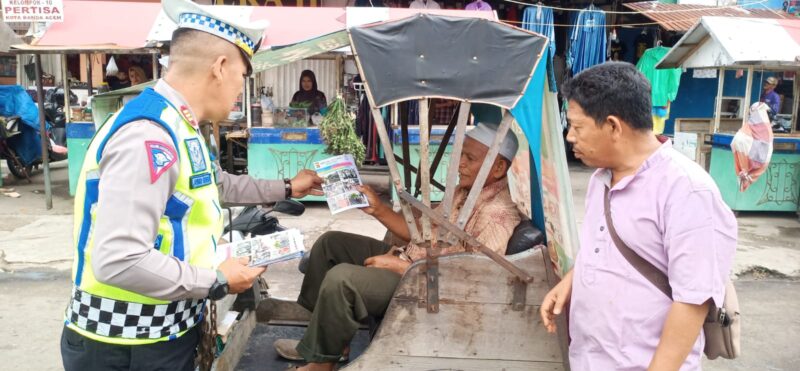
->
xmin=190 ymin=173 xmax=213 ymax=189
xmin=185 ymin=138 xmax=207 ymax=174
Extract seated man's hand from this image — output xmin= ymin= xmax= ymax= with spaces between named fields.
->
xmin=290 ymin=169 xmax=324 ymax=198
xmin=357 ymin=185 xmax=387 ymax=216
xmin=364 ymin=253 xmax=410 ymax=275
xmin=218 ymin=257 xmax=267 ymax=294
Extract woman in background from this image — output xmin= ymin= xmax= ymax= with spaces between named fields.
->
xmin=290 ymin=70 xmax=327 ymax=115
xmin=128 ymin=65 xmax=148 ymax=86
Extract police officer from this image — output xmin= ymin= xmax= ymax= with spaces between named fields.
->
xmin=60 ymin=0 xmax=323 ymax=369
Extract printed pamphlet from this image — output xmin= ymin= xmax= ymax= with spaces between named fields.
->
xmin=216 ymin=229 xmax=305 ymax=267
xmin=314 ymin=154 xmax=369 ymax=214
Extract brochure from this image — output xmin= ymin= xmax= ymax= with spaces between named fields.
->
xmin=216 ymin=229 xmax=305 ymax=267
xmin=314 ymin=154 xmax=369 ymax=214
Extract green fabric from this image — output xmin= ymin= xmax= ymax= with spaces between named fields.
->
xmin=297 ymin=231 xmax=397 ymax=363
xmin=636 ymin=46 xmax=682 ymax=107
xmin=251 ymin=31 xmax=350 ymax=73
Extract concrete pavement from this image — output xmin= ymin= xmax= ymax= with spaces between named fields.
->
xmin=0 ymin=160 xmax=798 ymax=370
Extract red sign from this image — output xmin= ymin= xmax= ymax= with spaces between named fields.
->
xmin=220 ymin=0 xmax=321 ymax=6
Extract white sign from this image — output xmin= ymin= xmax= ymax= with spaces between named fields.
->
xmin=674 ymin=132 xmax=699 ymax=161
xmin=2 ymin=0 xmax=64 ymax=23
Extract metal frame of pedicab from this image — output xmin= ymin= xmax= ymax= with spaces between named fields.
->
xmin=217 ymin=13 xmax=572 ymax=371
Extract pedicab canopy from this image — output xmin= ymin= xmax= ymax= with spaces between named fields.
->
xmin=349 ymin=15 xmax=548 ymax=109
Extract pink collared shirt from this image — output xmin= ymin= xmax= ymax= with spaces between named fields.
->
xmin=569 ymin=140 xmax=737 ymax=370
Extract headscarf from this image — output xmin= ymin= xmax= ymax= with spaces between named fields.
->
xmin=291 ymin=69 xmax=327 ymax=114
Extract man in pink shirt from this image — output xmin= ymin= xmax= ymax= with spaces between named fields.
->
xmin=541 ymin=62 xmax=737 ymax=370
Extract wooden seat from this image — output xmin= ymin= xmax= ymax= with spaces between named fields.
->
xmin=342 ymin=247 xmax=565 ymax=371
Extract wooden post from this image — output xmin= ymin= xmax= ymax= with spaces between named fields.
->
xmin=371 ymin=107 xmax=422 ymax=243
xmin=713 ymin=68 xmax=725 ymax=133
xmin=152 ymin=54 xmax=159 ymax=79
xmin=62 ymin=54 xmax=70 ymax=124
xmin=455 ymin=113 xmax=514 ymax=230
xmin=418 ymin=99 xmax=432 ymax=241
xmin=743 ymin=66 xmax=754 ymax=128
xmin=439 ymin=101 xmax=471 ymax=241
xmin=34 ymin=54 xmax=53 ymax=210
xmin=245 ymin=78 xmax=252 ymax=129
xmin=349 ymin=31 xmax=421 ymax=242
xmin=86 ymin=53 xmax=93 ymax=97
xmin=793 ymin=78 xmax=800 ymax=133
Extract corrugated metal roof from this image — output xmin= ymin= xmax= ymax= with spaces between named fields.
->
xmin=657 ymin=17 xmax=800 ymax=69
xmin=623 ymin=1 xmax=793 ymax=32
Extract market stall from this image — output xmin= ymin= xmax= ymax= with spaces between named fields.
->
xmin=659 ymin=16 xmax=800 ymax=217
xmin=10 ymin=0 xmax=164 ymax=199
xmin=240 ymin=7 xmax=494 ymax=200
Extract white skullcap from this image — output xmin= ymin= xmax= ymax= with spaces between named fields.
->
xmin=465 ymin=122 xmax=519 ymax=161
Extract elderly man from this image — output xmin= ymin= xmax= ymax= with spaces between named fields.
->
xmin=60 ymin=0 xmax=322 ymax=369
xmin=540 ymin=62 xmax=737 ymax=370
xmin=276 ymin=123 xmax=522 ymax=371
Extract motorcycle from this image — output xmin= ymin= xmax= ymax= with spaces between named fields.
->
xmin=222 ymin=199 xmax=306 ymax=309
xmin=0 ymin=85 xmax=69 ymax=180
xmin=0 ymin=116 xmax=33 ymax=179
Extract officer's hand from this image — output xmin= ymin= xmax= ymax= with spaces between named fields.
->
xmin=356 ymin=185 xmax=386 ymax=216
xmin=218 ymin=257 xmax=267 ymax=294
xmin=540 ymin=269 xmax=573 ymax=334
xmin=290 ymin=169 xmax=324 ymax=198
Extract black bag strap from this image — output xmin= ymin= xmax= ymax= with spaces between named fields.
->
xmin=604 ymin=186 xmax=673 ymax=300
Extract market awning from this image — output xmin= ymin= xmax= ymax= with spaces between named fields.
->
xmin=249 ymin=8 xmax=495 ymax=72
xmin=622 ymin=1 xmax=793 ymax=32
xmin=657 ymin=17 xmax=800 ymax=69
xmin=0 ymin=21 xmax=22 ymax=53
xmin=11 ymin=0 xmax=162 ymax=54
xmin=350 ymin=15 xmax=546 ymax=109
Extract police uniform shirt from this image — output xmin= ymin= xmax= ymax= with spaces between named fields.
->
xmin=90 ymin=79 xmax=285 ymax=301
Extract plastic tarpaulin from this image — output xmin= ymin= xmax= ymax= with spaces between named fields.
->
xmin=349 ymin=15 xmax=547 ymax=109
xmin=0 ymin=85 xmax=46 ymax=165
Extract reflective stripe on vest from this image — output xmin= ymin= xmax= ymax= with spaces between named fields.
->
xmin=68 ymin=88 xmax=223 ymax=345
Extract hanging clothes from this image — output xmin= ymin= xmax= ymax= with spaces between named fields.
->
xmin=465 ymin=0 xmax=492 ymax=11
xmin=637 ymin=46 xmax=682 ymax=134
xmin=731 ymin=103 xmax=774 ymax=191
xmin=567 ymin=5 xmax=607 ymax=76
xmin=522 ymin=5 xmax=556 ymax=92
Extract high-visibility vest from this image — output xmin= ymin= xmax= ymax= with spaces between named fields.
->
xmin=67 ymin=88 xmax=223 ymax=345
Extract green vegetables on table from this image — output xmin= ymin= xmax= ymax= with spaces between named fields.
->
xmin=319 ymin=97 xmax=365 ymax=166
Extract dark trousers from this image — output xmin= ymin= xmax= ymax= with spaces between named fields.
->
xmin=296 ymin=231 xmax=400 ymax=363
xmin=60 ymin=325 xmax=200 ymax=371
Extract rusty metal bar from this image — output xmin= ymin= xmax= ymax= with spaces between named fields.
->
xmin=401 ymin=114 xmax=412 ymax=191
xmin=398 ymin=190 xmax=533 ymax=283
xmin=392 ymin=155 xmax=446 ymax=191
xmin=455 ymin=113 xmax=514 ymax=230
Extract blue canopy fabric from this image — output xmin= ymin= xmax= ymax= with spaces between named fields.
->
xmin=567 ymin=5 xmax=607 ymax=76
xmin=522 ymin=6 xmax=557 ymax=92
xmin=0 ymin=85 xmax=46 ymax=165
xmin=510 ymin=53 xmax=548 ymax=234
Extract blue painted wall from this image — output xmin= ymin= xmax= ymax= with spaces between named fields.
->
xmin=666 ymin=69 xmax=780 ymax=134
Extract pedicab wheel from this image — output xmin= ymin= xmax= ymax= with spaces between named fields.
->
xmin=6 ymin=157 xmax=33 ymax=180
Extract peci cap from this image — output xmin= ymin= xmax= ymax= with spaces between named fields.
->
xmin=465 ymin=122 xmax=519 ymax=161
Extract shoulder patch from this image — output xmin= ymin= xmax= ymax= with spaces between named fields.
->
xmin=145 ymin=140 xmax=178 ymax=184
